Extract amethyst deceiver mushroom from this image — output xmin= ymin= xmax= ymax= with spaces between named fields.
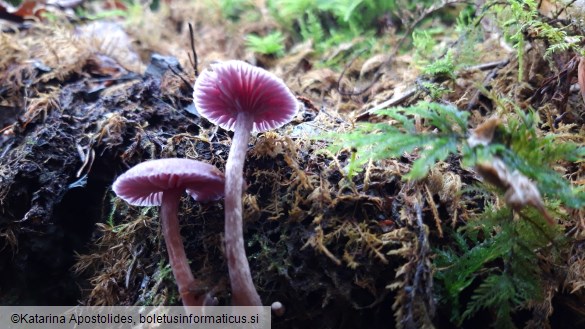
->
xmin=112 ymin=158 xmax=224 ymax=306
xmin=193 ymin=60 xmax=298 ymax=306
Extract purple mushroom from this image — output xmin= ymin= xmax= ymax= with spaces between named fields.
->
xmin=193 ymin=60 xmax=298 ymax=305
xmin=112 ymin=158 xmax=225 ymax=306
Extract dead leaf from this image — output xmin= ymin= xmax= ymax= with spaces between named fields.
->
xmin=476 ymin=157 xmax=554 ymax=225
xmin=467 ymin=117 xmax=501 ymax=147
xmin=0 ymin=0 xmax=46 ymax=23
xmin=75 ymin=21 xmax=143 ymax=73
xmin=84 ymin=53 xmax=127 ymax=79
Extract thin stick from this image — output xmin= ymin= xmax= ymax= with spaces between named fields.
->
xmin=355 ymin=87 xmax=417 ymax=121
xmin=189 ymin=23 xmax=199 ymax=77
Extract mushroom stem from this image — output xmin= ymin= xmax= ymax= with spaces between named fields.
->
xmin=224 ymin=112 xmax=262 ymax=306
xmin=161 ymin=189 xmax=205 ymax=306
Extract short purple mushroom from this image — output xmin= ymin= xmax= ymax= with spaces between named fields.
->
xmin=112 ymin=158 xmax=225 ymax=306
xmin=194 ymin=60 xmax=298 ymax=306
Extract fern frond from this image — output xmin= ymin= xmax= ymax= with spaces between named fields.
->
xmin=245 ymin=31 xmax=286 ymax=56
xmin=326 ymin=102 xmax=469 ymax=179
xmin=494 ymin=109 xmax=585 ymax=209
xmin=462 ymin=274 xmax=517 ymax=328
xmin=406 ymin=136 xmax=459 ymax=180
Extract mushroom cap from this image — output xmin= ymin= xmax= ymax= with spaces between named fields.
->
xmin=193 ymin=60 xmax=298 ymax=133
xmin=112 ymin=158 xmax=225 ymax=206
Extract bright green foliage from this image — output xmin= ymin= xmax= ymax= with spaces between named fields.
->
xmin=267 ymin=0 xmax=395 ymax=55
xmin=412 ymin=28 xmax=455 ymax=79
xmin=435 ymin=205 xmax=565 ymax=327
xmin=510 ymin=0 xmax=582 ymax=58
xmin=299 ymin=11 xmax=326 ymax=46
xmin=327 ymin=97 xmax=583 ymax=326
xmin=327 ymin=102 xmax=585 ymax=208
xmin=412 ymin=8 xmax=481 ymax=80
xmin=458 ymin=107 xmax=585 ymax=210
xmin=270 ymin=0 xmax=396 ymax=37
xmin=73 ymin=8 xmax=129 ymax=20
xmin=328 ymin=98 xmax=585 ymax=186
xmin=412 ymin=30 xmax=436 ymax=64
xmin=212 ymin=0 xmax=257 ymax=21
xmin=419 ymin=81 xmax=453 ymax=99
xmin=493 ymin=109 xmax=585 ymax=209
xmin=421 ymin=50 xmax=457 ymax=79
xmin=330 ymin=99 xmax=584 ymax=204
xmin=322 ymin=0 xmax=395 ymax=36
xmin=269 ymin=0 xmax=317 ymax=24
xmin=326 ymin=102 xmax=468 ymax=179
xmin=489 ymin=0 xmax=584 ymax=79
xmin=245 ymin=32 xmax=286 ymax=56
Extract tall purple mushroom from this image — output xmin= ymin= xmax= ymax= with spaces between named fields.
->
xmin=112 ymin=158 xmax=225 ymax=306
xmin=193 ymin=60 xmax=298 ymax=306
